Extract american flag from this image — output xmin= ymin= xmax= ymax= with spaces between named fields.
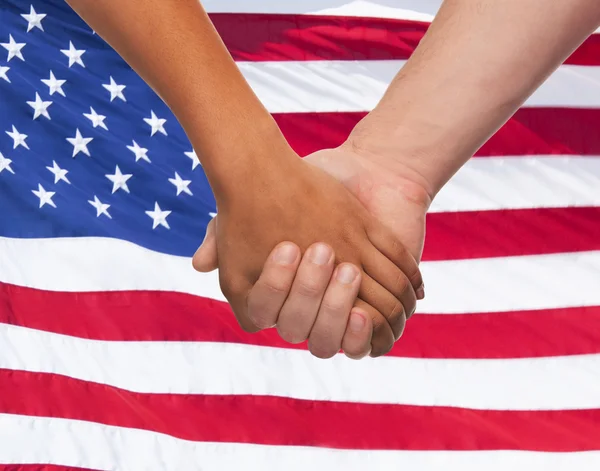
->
xmin=1 ymin=0 xmax=600 ymax=469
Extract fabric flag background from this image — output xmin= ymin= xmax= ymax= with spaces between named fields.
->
xmin=1 ymin=0 xmax=600 ymax=469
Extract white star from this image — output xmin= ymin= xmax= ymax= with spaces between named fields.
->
xmin=102 ymin=76 xmax=126 ymax=102
xmin=66 ymin=128 xmax=93 ymax=157
xmin=1 ymin=35 xmax=25 ymax=62
xmin=0 ymin=152 xmax=14 ymax=174
xmin=88 ymin=195 xmax=111 ymax=219
xmin=209 ymin=212 xmax=217 ymax=218
xmin=145 ymin=202 xmax=171 ymax=229
xmin=83 ymin=107 xmax=108 ymax=130
xmin=169 ymin=172 xmax=193 ymax=196
xmin=32 ymin=183 xmax=56 ymax=208
xmin=46 ymin=160 xmax=70 ymax=184
xmin=184 ymin=150 xmax=201 ymax=170
xmin=41 ymin=71 xmax=66 ymax=96
xmin=27 ymin=92 xmax=52 ymax=120
xmin=0 ymin=66 xmax=10 ymax=83
xmin=21 ymin=5 xmax=46 ymax=32
xmin=6 ymin=125 xmax=29 ymax=150
xmin=61 ymin=41 xmax=85 ymax=68
xmin=127 ymin=140 xmax=150 ymax=163
xmin=144 ymin=111 xmax=167 ymax=136
xmin=105 ymin=165 xmax=132 ymax=194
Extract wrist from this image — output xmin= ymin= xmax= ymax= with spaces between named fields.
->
xmin=345 ymin=112 xmax=461 ymax=201
xmin=199 ymin=121 xmax=298 ymax=207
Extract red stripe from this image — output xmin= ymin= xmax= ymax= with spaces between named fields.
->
xmin=277 ymin=108 xmax=600 ymax=157
xmin=211 ymin=13 xmax=600 ymax=65
xmin=2 ymin=369 xmax=599 ymax=451
xmin=0 ymin=467 xmax=95 ymax=471
xmin=424 ymin=207 xmax=600 ymax=261
xmin=2 ymin=283 xmax=600 ymax=358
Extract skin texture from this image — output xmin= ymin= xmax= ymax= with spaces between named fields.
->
xmin=350 ymin=0 xmax=600 ymax=197
xmin=65 ymin=0 xmax=424 ymax=360
xmin=195 ymin=0 xmax=600 ymax=357
xmin=195 ymin=145 xmax=429 ymax=358
xmin=205 ymin=150 xmax=422 ymax=358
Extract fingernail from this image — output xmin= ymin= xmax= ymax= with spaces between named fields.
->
xmin=273 ymin=244 xmax=298 ymax=265
xmin=336 ymin=264 xmax=357 ymax=284
xmin=309 ymin=243 xmax=332 ymax=265
xmin=416 ymin=285 xmax=425 ymax=300
xmin=349 ymin=310 xmax=367 ymax=332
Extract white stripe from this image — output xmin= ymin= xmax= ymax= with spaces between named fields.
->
xmin=239 ymin=61 xmax=600 ymax=113
xmin=2 ymin=415 xmax=600 ymax=471
xmin=0 ymin=235 xmax=225 ymax=299
xmin=419 ymin=251 xmax=600 ymax=313
xmin=1 ymin=237 xmax=600 ymax=313
xmin=429 ymin=156 xmax=600 ymax=212
xmin=204 ymin=0 xmax=440 ymax=20
xmin=3 ymin=323 xmax=600 ymax=410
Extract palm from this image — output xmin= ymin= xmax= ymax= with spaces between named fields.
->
xmin=303 ymin=147 xmax=429 ymax=262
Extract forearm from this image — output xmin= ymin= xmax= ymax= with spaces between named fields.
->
xmin=66 ymin=0 xmax=289 ymax=196
xmin=349 ymin=0 xmax=600 ymax=198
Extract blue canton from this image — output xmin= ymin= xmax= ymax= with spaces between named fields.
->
xmin=0 ymin=0 xmax=216 ymax=257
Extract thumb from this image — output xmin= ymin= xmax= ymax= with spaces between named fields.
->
xmin=192 ymin=217 xmax=219 ymax=272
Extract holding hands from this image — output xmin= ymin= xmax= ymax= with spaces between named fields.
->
xmin=67 ymin=0 xmax=600 ymax=360
xmin=67 ymin=0 xmax=427 ymax=361
xmin=193 ymin=144 xmax=430 ymax=359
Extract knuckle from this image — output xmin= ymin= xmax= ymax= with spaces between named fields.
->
xmin=342 ymin=342 xmax=370 ymax=360
xmin=370 ymin=339 xmax=394 ymax=357
xmin=231 ymin=307 xmax=261 ymax=333
xmin=308 ymin=342 xmax=338 ymax=360
xmin=407 ymin=302 xmax=417 ymax=319
xmin=393 ymin=273 xmax=410 ymax=296
xmin=407 ymin=265 xmax=423 ymax=288
xmin=308 ymin=329 xmax=340 ymax=359
xmin=319 ymin=296 xmax=347 ymax=314
xmin=248 ymin=309 xmax=276 ymax=330
xmin=247 ymin=284 xmax=291 ymax=330
xmin=388 ymin=299 xmax=405 ymax=322
xmin=294 ymin=279 xmax=323 ymax=298
xmin=405 ymin=297 xmax=417 ymax=319
xmin=277 ymin=323 xmax=309 ymax=344
xmin=219 ymin=270 xmax=245 ymax=300
xmin=238 ymin=319 xmax=260 ymax=333
xmin=260 ymin=277 xmax=292 ymax=297
xmin=370 ymin=318 xmax=395 ymax=357
xmin=386 ymin=299 xmax=406 ymax=338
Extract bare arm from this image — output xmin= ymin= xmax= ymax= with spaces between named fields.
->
xmin=65 ymin=0 xmax=425 ymax=359
xmin=65 ymin=0 xmax=285 ymax=195
xmin=348 ymin=0 xmax=600 ymax=199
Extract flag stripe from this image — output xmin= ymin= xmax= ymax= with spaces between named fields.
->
xmin=212 ymin=13 xmax=600 ymax=65
xmin=276 ymin=108 xmax=600 ymax=157
xmin=2 ymin=369 xmax=599 ymax=451
xmin=2 ymin=237 xmax=600 ymax=314
xmin=203 ymin=0 xmax=446 ymax=20
xmin=0 ymin=467 xmax=93 ymax=471
xmin=205 ymin=0 xmax=600 ymax=35
xmin=3 ymin=323 xmax=600 ymax=410
xmin=3 ymin=415 xmax=600 ymax=471
xmin=215 ymin=14 xmax=428 ymax=62
xmin=424 ymin=207 xmax=600 ymax=260
xmin=2 ymin=283 xmax=600 ymax=359
xmin=239 ymin=61 xmax=600 ymax=113
xmin=429 ymin=156 xmax=600 ymax=213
